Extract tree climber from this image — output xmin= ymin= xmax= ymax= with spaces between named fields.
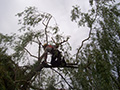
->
xmin=43 ymin=43 xmax=66 ymax=66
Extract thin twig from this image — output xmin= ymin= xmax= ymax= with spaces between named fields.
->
xmin=51 ymin=68 xmax=74 ymax=89
xmin=59 ymin=37 xmax=69 ymax=45
xmin=51 ymin=37 xmax=56 ymax=44
xmin=24 ymin=48 xmax=38 ymax=59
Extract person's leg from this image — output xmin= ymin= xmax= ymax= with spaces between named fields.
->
xmin=56 ymin=50 xmax=66 ymax=66
xmin=61 ymin=57 xmax=66 ymax=66
xmin=51 ymin=55 xmax=58 ymax=66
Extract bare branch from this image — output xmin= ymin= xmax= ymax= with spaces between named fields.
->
xmin=59 ymin=37 xmax=69 ymax=45
xmin=76 ymin=12 xmax=98 ymax=62
xmin=24 ymin=48 xmax=38 ymax=59
xmin=51 ymin=68 xmax=74 ymax=89
xmin=76 ymin=27 xmax=92 ymax=61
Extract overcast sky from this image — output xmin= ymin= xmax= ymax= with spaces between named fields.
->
xmin=0 ymin=0 xmax=92 ymax=53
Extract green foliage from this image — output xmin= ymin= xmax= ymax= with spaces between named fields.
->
xmin=0 ymin=48 xmax=16 ymax=90
xmin=10 ymin=6 xmax=73 ymax=89
xmin=70 ymin=0 xmax=120 ymax=90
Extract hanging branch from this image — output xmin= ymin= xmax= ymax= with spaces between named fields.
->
xmin=51 ymin=68 xmax=74 ymax=89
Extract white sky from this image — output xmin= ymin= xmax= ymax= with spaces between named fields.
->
xmin=0 ymin=0 xmax=91 ymax=53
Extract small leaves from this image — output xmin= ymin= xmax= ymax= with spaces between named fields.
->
xmin=16 ymin=6 xmax=46 ymax=31
xmin=71 ymin=5 xmax=81 ymax=22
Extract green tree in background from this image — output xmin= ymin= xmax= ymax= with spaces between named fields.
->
xmin=70 ymin=0 xmax=120 ymax=89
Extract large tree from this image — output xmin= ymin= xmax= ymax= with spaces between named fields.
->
xmin=0 ymin=7 xmax=73 ymax=90
xmin=70 ymin=0 xmax=120 ymax=90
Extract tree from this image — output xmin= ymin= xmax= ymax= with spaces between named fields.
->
xmin=0 ymin=33 xmax=19 ymax=90
xmin=70 ymin=0 xmax=120 ymax=89
xmin=6 ymin=6 xmax=72 ymax=90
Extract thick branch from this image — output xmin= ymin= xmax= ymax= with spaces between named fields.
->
xmin=44 ymin=63 xmax=78 ymax=68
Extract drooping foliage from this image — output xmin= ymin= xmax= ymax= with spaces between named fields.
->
xmin=70 ymin=0 xmax=120 ymax=89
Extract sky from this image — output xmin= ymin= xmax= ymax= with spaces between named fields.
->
xmin=0 ymin=0 xmax=91 ymax=53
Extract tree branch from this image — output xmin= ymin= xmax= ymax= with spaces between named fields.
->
xmin=76 ymin=27 xmax=92 ymax=61
xmin=44 ymin=64 xmax=78 ymax=68
xmin=42 ymin=14 xmax=52 ymax=44
xmin=76 ymin=12 xmax=98 ymax=62
xmin=59 ymin=37 xmax=69 ymax=45
xmin=51 ymin=68 xmax=74 ymax=89
xmin=51 ymin=37 xmax=69 ymax=47
xmin=32 ymin=40 xmax=39 ymax=44
xmin=38 ymin=43 xmax=41 ymax=59
xmin=24 ymin=48 xmax=38 ymax=59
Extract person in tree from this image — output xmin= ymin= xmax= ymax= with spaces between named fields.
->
xmin=43 ymin=43 xmax=66 ymax=66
